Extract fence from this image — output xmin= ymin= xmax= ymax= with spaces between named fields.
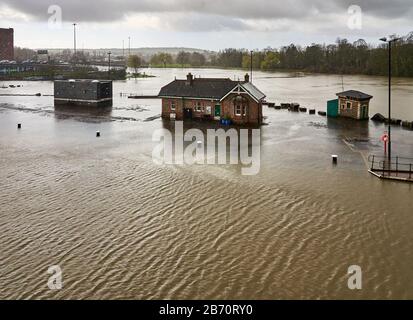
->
xmin=368 ymin=155 xmax=413 ymax=180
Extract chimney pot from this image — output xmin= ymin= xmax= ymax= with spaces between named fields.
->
xmin=186 ymin=73 xmax=194 ymax=86
xmin=244 ymin=73 xmax=250 ymax=83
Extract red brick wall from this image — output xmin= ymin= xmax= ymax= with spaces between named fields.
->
xmin=0 ymin=28 xmax=14 ymax=61
xmin=221 ymin=93 xmax=262 ymax=125
xmin=161 ymin=94 xmax=262 ymax=125
xmin=162 ymin=98 xmax=219 ymax=121
xmin=338 ymin=97 xmax=370 ymax=120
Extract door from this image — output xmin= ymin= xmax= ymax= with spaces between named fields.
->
xmin=183 ymin=108 xmax=193 ymax=119
xmin=360 ymin=105 xmax=368 ymax=119
xmin=214 ymin=105 xmax=221 ymax=117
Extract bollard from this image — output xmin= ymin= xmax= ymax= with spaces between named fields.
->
xmin=96 ymin=131 xmax=100 ymax=137
xmin=17 ymin=123 xmax=21 ymax=129
xmin=332 ymin=155 xmax=338 ymax=164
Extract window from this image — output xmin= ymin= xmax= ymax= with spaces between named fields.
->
xmin=235 ymin=105 xmax=242 ymax=116
xmin=341 ymin=104 xmax=345 ymax=110
xmin=346 ymin=102 xmax=352 ymax=109
xmin=170 ymin=101 xmax=176 ymax=111
xmin=195 ymin=102 xmax=204 ymax=112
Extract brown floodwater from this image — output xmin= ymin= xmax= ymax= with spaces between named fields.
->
xmin=0 ymin=68 xmax=413 ymax=299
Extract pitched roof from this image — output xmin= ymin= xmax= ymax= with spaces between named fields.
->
xmin=158 ymin=78 xmax=238 ymax=100
xmin=241 ymin=82 xmax=266 ymax=101
xmin=336 ymin=90 xmax=373 ymax=100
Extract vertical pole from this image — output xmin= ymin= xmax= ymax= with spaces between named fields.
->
xmin=410 ymin=164 xmax=412 ymax=180
xmin=371 ymin=155 xmax=375 ymax=170
xmin=250 ymin=50 xmax=253 ymax=83
xmin=396 ymin=156 xmax=398 ymax=173
xmin=388 ymin=41 xmax=392 ymax=162
xmin=73 ymin=23 xmax=77 ymax=65
xmin=128 ymin=37 xmax=131 ymax=56
xmin=108 ymin=52 xmax=111 ymax=79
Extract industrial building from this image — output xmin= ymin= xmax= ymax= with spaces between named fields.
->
xmin=0 ymin=28 xmax=14 ymax=61
xmin=54 ymin=79 xmax=113 ymax=107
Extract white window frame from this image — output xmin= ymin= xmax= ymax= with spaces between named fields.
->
xmin=346 ymin=101 xmax=352 ymax=109
xmin=235 ymin=104 xmax=242 ymax=116
xmin=170 ymin=101 xmax=176 ymax=111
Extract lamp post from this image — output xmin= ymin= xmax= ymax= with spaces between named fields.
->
xmin=73 ymin=23 xmax=77 ymax=65
xmin=250 ymin=50 xmax=253 ymax=83
xmin=108 ymin=52 xmax=112 ymax=79
xmin=379 ymin=37 xmax=401 ymax=162
xmin=128 ymin=37 xmax=131 ymax=56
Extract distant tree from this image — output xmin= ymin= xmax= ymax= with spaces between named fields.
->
xmin=189 ymin=52 xmax=206 ymax=66
xmin=176 ymin=51 xmax=191 ymax=67
xmin=13 ymin=47 xmax=36 ymax=62
xmin=260 ymin=51 xmax=280 ymax=70
xmin=150 ymin=53 xmax=173 ymax=66
xmin=128 ymin=54 xmax=142 ymax=74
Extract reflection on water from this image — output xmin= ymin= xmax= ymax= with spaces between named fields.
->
xmin=54 ymin=104 xmax=113 ymax=122
xmin=0 ymin=69 xmax=413 ymax=300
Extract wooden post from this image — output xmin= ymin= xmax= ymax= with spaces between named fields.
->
xmin=371 ymin=155 xmax=375 ymax=170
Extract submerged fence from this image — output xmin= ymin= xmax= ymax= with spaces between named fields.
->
xmin=368 ymin=155 xmax=413 ymax=180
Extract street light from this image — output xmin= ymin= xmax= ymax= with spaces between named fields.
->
xmin=379 ymin=36 xmax=401 ymax=162
xmin=250 ymin=50 xmax=253 ymax=83
xmin=73 ymin=23 xmax=77 ymax=65
xmin=108 ymin=52 xmax=112 ymax=79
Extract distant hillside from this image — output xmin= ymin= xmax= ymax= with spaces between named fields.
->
xmin=45 ymin=47 xmax=215 ymax=60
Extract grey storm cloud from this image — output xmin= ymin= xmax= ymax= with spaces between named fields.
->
xmin=1 ymin=0 xmax=412 ymax=28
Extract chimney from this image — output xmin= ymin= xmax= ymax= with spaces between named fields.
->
xmin=186 ymin=73 xmax=194 ymax=86
xmin=244 ymin=73 xmax=250 ymax=83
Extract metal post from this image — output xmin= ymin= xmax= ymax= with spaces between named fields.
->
xmin=128 ymin=37 xmax=131 ymax=56
xmin=371 ymin=155 xmax=375 ymax=170
xmin=396 ymin=156 xmax=398 ymax=173
xmin=108 ymin=52 xmax=111 ymax=79
xmin=388 ymin=41 xmax=392 ymax=161
xmin=73 ymin=23 xmax=77 ymax=65
xmin=250 ymin=50 xmax=253 ymax=83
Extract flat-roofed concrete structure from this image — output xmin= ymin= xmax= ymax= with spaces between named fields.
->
xmin=54 ymin=79 xmax=113 ymax=107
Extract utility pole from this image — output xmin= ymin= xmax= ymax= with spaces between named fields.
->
xmin=73 ymin=23 xmax=77 ymax=65
xmin=108 ymin=52 xmax=112 ymax=79
xmin=250 ymin=50 xmax=253 ymax=83
xmin=128 ymin=37 xmax=131 ymax=56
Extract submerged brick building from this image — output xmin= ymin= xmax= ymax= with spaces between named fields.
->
xmin=158 ymin=73 xmax=266 ymax=125
xmin=0 ymin=28 xmax=14 ymax=61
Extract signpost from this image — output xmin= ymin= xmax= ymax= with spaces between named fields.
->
xmin=381 ymin=132 xmax=389 ymax=155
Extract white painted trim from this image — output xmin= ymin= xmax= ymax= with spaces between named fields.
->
xmin=220 ymin=83 xmax=260 ymax=103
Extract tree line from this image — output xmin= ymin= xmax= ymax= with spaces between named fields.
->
xmin=128 ymin=33 xmax=413 ymax=77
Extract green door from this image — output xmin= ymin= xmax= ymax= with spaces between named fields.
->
xmin=214 ymin=104 xmax=221 ymax=117
xmin=327 ymin=99 xmax=339 ymax=117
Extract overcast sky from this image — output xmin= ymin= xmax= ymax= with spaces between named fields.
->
xmin=0 ymin=0 xmax=412 ymax=50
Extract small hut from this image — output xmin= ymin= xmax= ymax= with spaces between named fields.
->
xmin=335 ymin=90 xmax=373 ymax=120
